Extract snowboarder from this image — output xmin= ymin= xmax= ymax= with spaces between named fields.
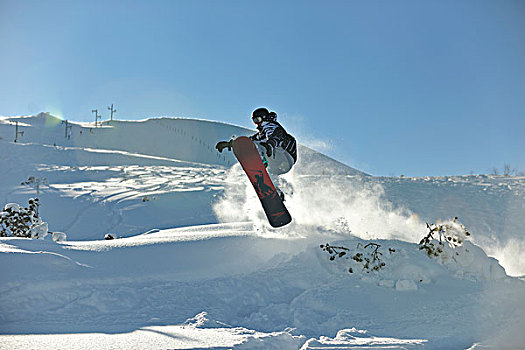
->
xmin=216 ymin=107 xmax=297 ymax=200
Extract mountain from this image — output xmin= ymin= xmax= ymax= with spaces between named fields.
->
xmin=0 ymin=112 xmax=368 ymax=175
xmin=0 ymin=112 xmax=524 ymax=349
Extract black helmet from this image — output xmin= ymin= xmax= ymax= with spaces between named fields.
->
xmin=252 ymin=107 xmax=277 ymax=124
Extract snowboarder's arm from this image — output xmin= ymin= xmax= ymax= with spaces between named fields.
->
xmin=266 ymin=138 xmax=277 ymax=148
xmin=265 ymin=124 xmax=297 ymax=162
xmin=259 ymin=141 xmax=274 ymax=157
xmin=215 ymin=140 xmax=233 ymax=152
xmin=266 ymin=127 xmax=286 ymax=148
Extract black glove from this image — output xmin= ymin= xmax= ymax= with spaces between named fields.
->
xmin=216 ymin=140 xmax=233 ymax=153
xmin=260 ymin=141 xmax=274 ymax=158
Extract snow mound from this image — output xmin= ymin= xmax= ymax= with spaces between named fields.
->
xmin=301 ymin=328 xmax=427 ymax=349
xmin=233 ymin=331 xmax=303 ymax=350
xmin=319 ymin=236 xmax=507 ymax=294
xmin=183 ymin=311 xmax=232 ymax=328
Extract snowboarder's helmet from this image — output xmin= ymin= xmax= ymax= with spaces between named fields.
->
xmin=252 ymin=107 xmax=277 ymax=124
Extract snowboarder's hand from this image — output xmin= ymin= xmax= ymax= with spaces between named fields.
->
xmin=216 ymin=140 xmax=233 ymax=153
xmin=260 ymin=142 xmax=274 ymax=158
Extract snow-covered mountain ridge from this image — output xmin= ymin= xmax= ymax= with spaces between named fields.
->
xmin=1 ymin=112 xmax=524 ymax=349
xmin=0 ymin=113 xmax=367 ymax=176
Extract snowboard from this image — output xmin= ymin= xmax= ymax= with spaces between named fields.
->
xmin=232 ymin=136 xmax=292 ymax=228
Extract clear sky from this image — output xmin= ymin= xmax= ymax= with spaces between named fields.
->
xmin=1 ymin=0 xmax=524 ymax=176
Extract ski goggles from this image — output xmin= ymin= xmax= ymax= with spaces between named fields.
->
xmin=252 ymin=116 xmax=263 ymax=124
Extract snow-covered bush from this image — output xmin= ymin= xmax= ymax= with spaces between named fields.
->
xmin=419 ymin=217 xmax=470 ymax=258
xmin=320 ymin=242 xmax=395 ymax=274
xmin=0 ymin=198 xmax=48 ymax=239
xmin=418 ymin=218 xmax=506 ymax=280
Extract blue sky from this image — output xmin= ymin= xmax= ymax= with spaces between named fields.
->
xmin=1 ymin=0 xmax=524 ymax=176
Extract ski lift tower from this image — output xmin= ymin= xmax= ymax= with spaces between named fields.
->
xmin=92 ymin=109 xmax=101 ymax=127
xmin=64 ymin=120 xmax=73 ymax=139
xmin=14 ymin=121 xmax=24 ymax=142
xmin=108 ymin=104 xmax=117 ymax=121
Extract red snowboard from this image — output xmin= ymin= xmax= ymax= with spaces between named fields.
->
xmin=232 ymin=137 xmax=292 ymax=228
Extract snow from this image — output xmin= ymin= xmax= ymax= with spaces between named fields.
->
xmin=3 ymin=203 xmax=22 ymax=212
xmin=0 ymin=113 xmax=524 ymax=349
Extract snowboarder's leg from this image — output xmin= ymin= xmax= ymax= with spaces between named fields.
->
xmin=266 ymin=147 xmax=294 ymax=176
xmin=253 ymin=142 xmax=294 ymax=175
xmin=253 ymin=142 xmax=271 ymax=169
xmin=266 ymin=171 xmax=285 ymax=201
xmin=253 ymin=142 xmax=294 ymax=201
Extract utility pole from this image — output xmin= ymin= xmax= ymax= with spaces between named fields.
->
xmin=14 ymin=121 xmax=24 ymax=142
xmin=65 ymin=120 xmax=73 ymax=139
xmin=108 ymin=104 xmax=117 ymax=121
xmin=92 ymin=109 xmax=101 ymax=127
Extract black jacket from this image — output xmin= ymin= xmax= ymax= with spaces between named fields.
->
xmin=249 ymin=121 xmax=297 ymax=163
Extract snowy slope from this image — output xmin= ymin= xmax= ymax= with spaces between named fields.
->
xmin=1 ymin=113 xmax=524 ymax=349
xmin=0 ymin=113 xmax=366 ymax=239
xmin=0 ymin=113 xmax=366 ymax=175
